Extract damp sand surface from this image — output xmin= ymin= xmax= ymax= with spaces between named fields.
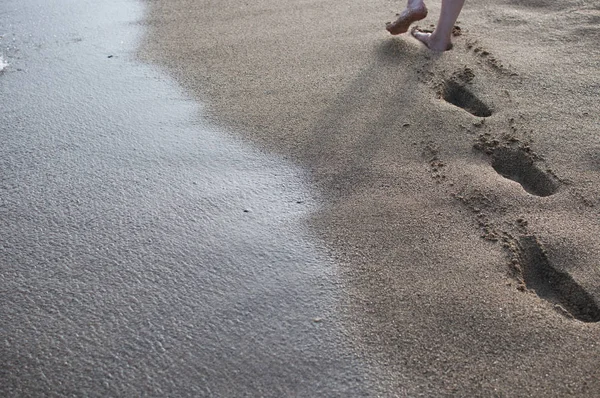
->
xmin=140 ymin=0 xmax=600 ymax=395
xmin=0 ymin=0 xmax=373 ymax=396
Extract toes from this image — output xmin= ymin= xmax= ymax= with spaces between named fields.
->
xmin=410 ymin=26 xmax=423 ymax=37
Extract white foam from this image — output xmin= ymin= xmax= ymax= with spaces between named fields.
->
xmin=0 ymin=55 xmax=8 ymax=71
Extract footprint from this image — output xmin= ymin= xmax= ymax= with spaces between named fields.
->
xmin=518 ymin=236 xmax=600 ymax=322
xmin=491 ymin=147 xmax=559 ymax=197
xmin=440 ymin=80 xmax=492 ymax=117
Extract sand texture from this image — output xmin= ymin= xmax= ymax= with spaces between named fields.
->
xmin=139 ymin=0 xmax=600 ymax=395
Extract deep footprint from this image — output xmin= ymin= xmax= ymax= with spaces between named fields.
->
xmin=519 ymin=236 xmax=600 ymax=323
xmin=491 ymin=147 xmax=559 ymax=196
xmin=440 ymin=81 xmax=492 ymax=117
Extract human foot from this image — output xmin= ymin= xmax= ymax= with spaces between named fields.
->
xmin=386 ymin=4 xmax=428 ymax=35
xmin=410 ymin=27 xmax=452 ymax=51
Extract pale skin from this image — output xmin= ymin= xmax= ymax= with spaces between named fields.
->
xmin=386 ymin=0 xmax=466 ymax=51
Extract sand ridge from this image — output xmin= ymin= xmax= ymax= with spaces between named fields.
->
xmin=140 ymin=0 xmax=600 ymax=394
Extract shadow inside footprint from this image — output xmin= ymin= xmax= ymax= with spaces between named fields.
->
xmin=491 ymin=147 xmax=559 ymax=197
xmin=441 ymin=81 xmax=492 ymax=117
xmin=519 ymin=236 xmax=600 ymax=323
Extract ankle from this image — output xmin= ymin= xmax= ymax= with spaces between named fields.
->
xmin=428 ymin=32 xmax=451 ymax=51
xmin=407 ymin=0 xmax=425 ymax=10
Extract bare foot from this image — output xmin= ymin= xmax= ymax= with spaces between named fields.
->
xmin=386 ymin=4 xmax=428 ymax=35
xmin=410 ymin=27 xmax=452 ymax=51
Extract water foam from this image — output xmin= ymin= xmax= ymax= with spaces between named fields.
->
xmin=0 ymin=55 xmax=8 ymax=71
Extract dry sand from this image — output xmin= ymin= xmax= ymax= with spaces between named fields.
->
xmin=139 ymin=0 xmax=600 ymax=395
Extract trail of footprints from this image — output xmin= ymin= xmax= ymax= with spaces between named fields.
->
xmin=474 ymin=135 xmax=598 ymax=322
xmin=425 ymin=50 xmax=599 ymax=322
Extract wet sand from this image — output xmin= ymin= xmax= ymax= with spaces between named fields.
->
xmin=139 ymin=0 xmax=600 ymax=395
xmin=1 ymin=0 xmax=373 ymax=396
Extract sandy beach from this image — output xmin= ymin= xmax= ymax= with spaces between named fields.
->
xmin=139 ymin=0 xmax=600 ymax=395
xmin=1 ymin=0 xmax=598 ymax=396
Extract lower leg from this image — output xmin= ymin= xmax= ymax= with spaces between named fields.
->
xmin=412 ymin=0 xmax=465 ymax=51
